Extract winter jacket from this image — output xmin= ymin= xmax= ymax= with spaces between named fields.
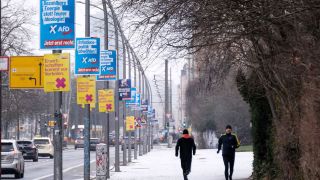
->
xmin=175 ymin=134 xmax=196 ymax=159
xmin=218 ymin=133 xmax=240 ymax=156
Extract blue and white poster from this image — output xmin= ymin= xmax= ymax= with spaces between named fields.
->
xmin=97 ymin=50 xmax=117 ymax=81
xmin=40 ymin=0 xmax=75 ymax=49
xmin=136 ymin=94 xmax=141 ymax=106
xmin=75 ymin=38 xmax=100 ymax=75
xmin=126 ymin=87 xmax=136 ymax=107
xmin=119 ymin=79 xmax=131 ymax=101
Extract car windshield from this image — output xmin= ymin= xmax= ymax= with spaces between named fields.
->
xmin=1 ymin=143 xmax=14 ymax=152
xmin=17 ymin=141 xmax=32 ymax=146
xmin=34 ymin=139 xmax=49 ymax=145
xmin=90 ymin=139 xmax=99 ymax=143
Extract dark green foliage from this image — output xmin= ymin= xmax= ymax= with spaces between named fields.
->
xmin=236 ymin=70 xmax=278 ymax=179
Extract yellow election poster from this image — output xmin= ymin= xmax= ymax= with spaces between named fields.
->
xmin=44 ymin=53 xmax=70 ymax=92
xmin=98 ymin=89 xmax=114 ymax=112
xmin=126 ymin=116 xmax=135 ymax=131
xmin=77 ymin=76 xmax=96 ymax=105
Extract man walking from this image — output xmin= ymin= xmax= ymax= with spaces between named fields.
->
xmin=217 ymin=125 xmax=240 ymax=180
xmin=175 ymin=129 xmax=196 ymax=180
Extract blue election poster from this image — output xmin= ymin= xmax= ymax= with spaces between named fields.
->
xmin=119 ymin=79 xmax=131 ymax=101
xmin=75 ymin=38 xmax=100 ymax=75
xmin=97 ymin=50 xmax=117 ymax=81
xmin=126 ymin=87 xmax=136 ymax=106
xmin=40 ymin=0 xmax=75 ymax=49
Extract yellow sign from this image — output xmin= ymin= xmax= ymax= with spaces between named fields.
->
xmin=48 ymin=121 xmax=56 ymax=127
xmin=44 ymin=53 xmax=70 ymax=92
xmin=126 ymin=116 xmax=135 ymax=131
xmin=98 ymin=89 xmax=114 ymax=112
xmin=77 ymin=76 xmax=96 ymax=105
xmin=9 ymin=56 xmax=44 ymax=89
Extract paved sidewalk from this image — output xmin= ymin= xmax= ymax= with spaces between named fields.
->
xmin=110 ymin=145 xmax=253 ymax=180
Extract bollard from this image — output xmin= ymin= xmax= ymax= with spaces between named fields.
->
xmin=96 ymin=143 xmax=108 ymax=180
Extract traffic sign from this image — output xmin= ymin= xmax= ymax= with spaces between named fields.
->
xmin=40 ymin=0 xmax=75 ymax=49
xmin=9 ymin=56 xmax=44 ymax=89
xmin=0 ymin=56 xmax=9 ymax=71
xmin=77 ymin=76 xmax=96 ymax=105
xmin=44 ymin=53 xmax=70 ymax=92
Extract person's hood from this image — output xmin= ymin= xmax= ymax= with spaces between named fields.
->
xmin=182 ymin=134 xmax=191 ymax=139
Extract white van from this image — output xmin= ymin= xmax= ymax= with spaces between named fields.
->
xmin=1 ymin=139 xmax=25 ymax=178
xmin=33 ymin=137 xmax=54 ymax=159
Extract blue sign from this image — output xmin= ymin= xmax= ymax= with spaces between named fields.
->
xmin=75 ymin=38 xmax=100 ymax=75
xmin=97 ymin=50 xmax=117 ymax=81
xmin=136 ymin=94 xmax=141 ymax=106
xmin=126 ymin=87 xmax=136 ymax=106
xmin=40 ymin=0 xmax=75 ymax=49
xmin=119 ymin=79 xmax=131 ymax=101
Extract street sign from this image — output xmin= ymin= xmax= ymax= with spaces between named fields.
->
xmin=0 ymin=56 xmax=9 ymax=71
xmin=97 ymin=50 xmax=117 ymax=81
xmin=98 ymin=89 xmax=115 ymax=112
xmin=40 ymin=0 xmax=75 ymax=49
xmin=9 ymin=56 xmax=44 ymax=89
xmin=118 ymin=79 xmax=131 ymax=101
xmin=44 ymin=53 xmax=70 ymax=92
xmin=75 ymin=37 xmax=100 ymax=75
xmin=126 ymin=116 xmax=135 ymax=131
xmin=77 ymin=76 xmax=96 ymax=104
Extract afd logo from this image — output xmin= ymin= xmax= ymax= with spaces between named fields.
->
xmin=102 ymin=66 xmax=114 ymax=72
xmin=50 ymin=25 xmax=72 ymax=35
xmin=82 ymin=57 xmax=98 ymax=64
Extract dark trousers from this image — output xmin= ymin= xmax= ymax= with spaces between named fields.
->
xmin=223 ymin=155 xmax=235 ymax=180
xmin=180 ymin=157 xmax=192 ymax=175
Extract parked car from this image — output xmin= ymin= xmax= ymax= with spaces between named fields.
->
xmin=1 ymin=139 xmax=25 ymax=178
xmin=90 ymin=138 xmax=100 ymax=151
xmin=74 ymin=137 xmax=84 ymax=150
xmin=17 ymin=140 xmax=38 ymax=162
xmin=33 ymin=137 xmax=54 ymax=159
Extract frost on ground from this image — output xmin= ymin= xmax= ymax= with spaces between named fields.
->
xmin=110 ymin=145 xmax=253 ymax=180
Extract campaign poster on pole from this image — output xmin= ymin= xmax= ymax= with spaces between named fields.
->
xmin=97 ymin=50 xmax=117 ymax=81
xmin=126 ymin=116 xmax=135 ymax=131
xmin=98 ymin=89 xmax=115 ymax=112
xmin=118 ymin=79 xmax=131 ymax=101
xmin=40 ymin=0 xmax=75 ymax=49
xmin=126 ymin=87 xmax=136 ymax=107
xmin=75 ymin=37 xmax=100 ymax=75
xmin=44 ymin=53 xmax=70 ymax=92
xmin=77 ymin=76 xmax=96 ymax=104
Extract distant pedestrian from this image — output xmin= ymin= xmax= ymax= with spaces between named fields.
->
xmin=175 ymin=129 xmax=196 ymax=180
xmin=217 ymin=125 xmax=240 ymax=180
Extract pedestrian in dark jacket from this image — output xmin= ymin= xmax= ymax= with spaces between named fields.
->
xmin=217 ymin=125 xmax=240 ymax=180
xmin=175 ymin=129 xmax=196 ymax=180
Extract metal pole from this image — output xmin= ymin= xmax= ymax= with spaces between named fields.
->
xmin=165 ymin=59 xmax=169 ymax=146
xmin=101 ymin=0 xmax=110 ymax=178
xmin=106 ymin=0 xmax=120 ymax=171
xmin=84 ymin=0 xmax=91 ymax=179
xmin=53 ymin=86 xmax=63 ymax=180
xmin=0 ymin=1 xmax=2 ymax=176
xmin=133 ymin=56 xmax=138 ymax=160
xmin=127 ymin=47 xmax=132 ymax=163
xmin=138 ymin=70 xmax=142 ymax=156
xmin=122 ymin=34 xmax=127 ymax=166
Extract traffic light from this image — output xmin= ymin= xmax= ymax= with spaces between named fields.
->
xmin=183 ymin=122 xmax=186 ymax=128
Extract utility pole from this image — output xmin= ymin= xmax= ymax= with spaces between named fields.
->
xmin=122 ymin=34 xmax=127 ymax=166
xmin=165 ymin=59 xmax=169 ymax=146
xmin=106 ymin=0 xmax=120 ymax=172
xmin=101 ymin=0 xmax=110 ymax=178
xmin=84 ymin=0 xmax=91 ymax=179
xmin=127 ymin=46 xmax=132 ymax=163
xmin=138 ymin=69 xmax=142 ymax=156
xmin=170 ymin=68 xmax=172 ymax=122
xmin=0 ymin=0 xmax=2 ymax=176
xmin=133 ymin=55 xmax=138 ymax=160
